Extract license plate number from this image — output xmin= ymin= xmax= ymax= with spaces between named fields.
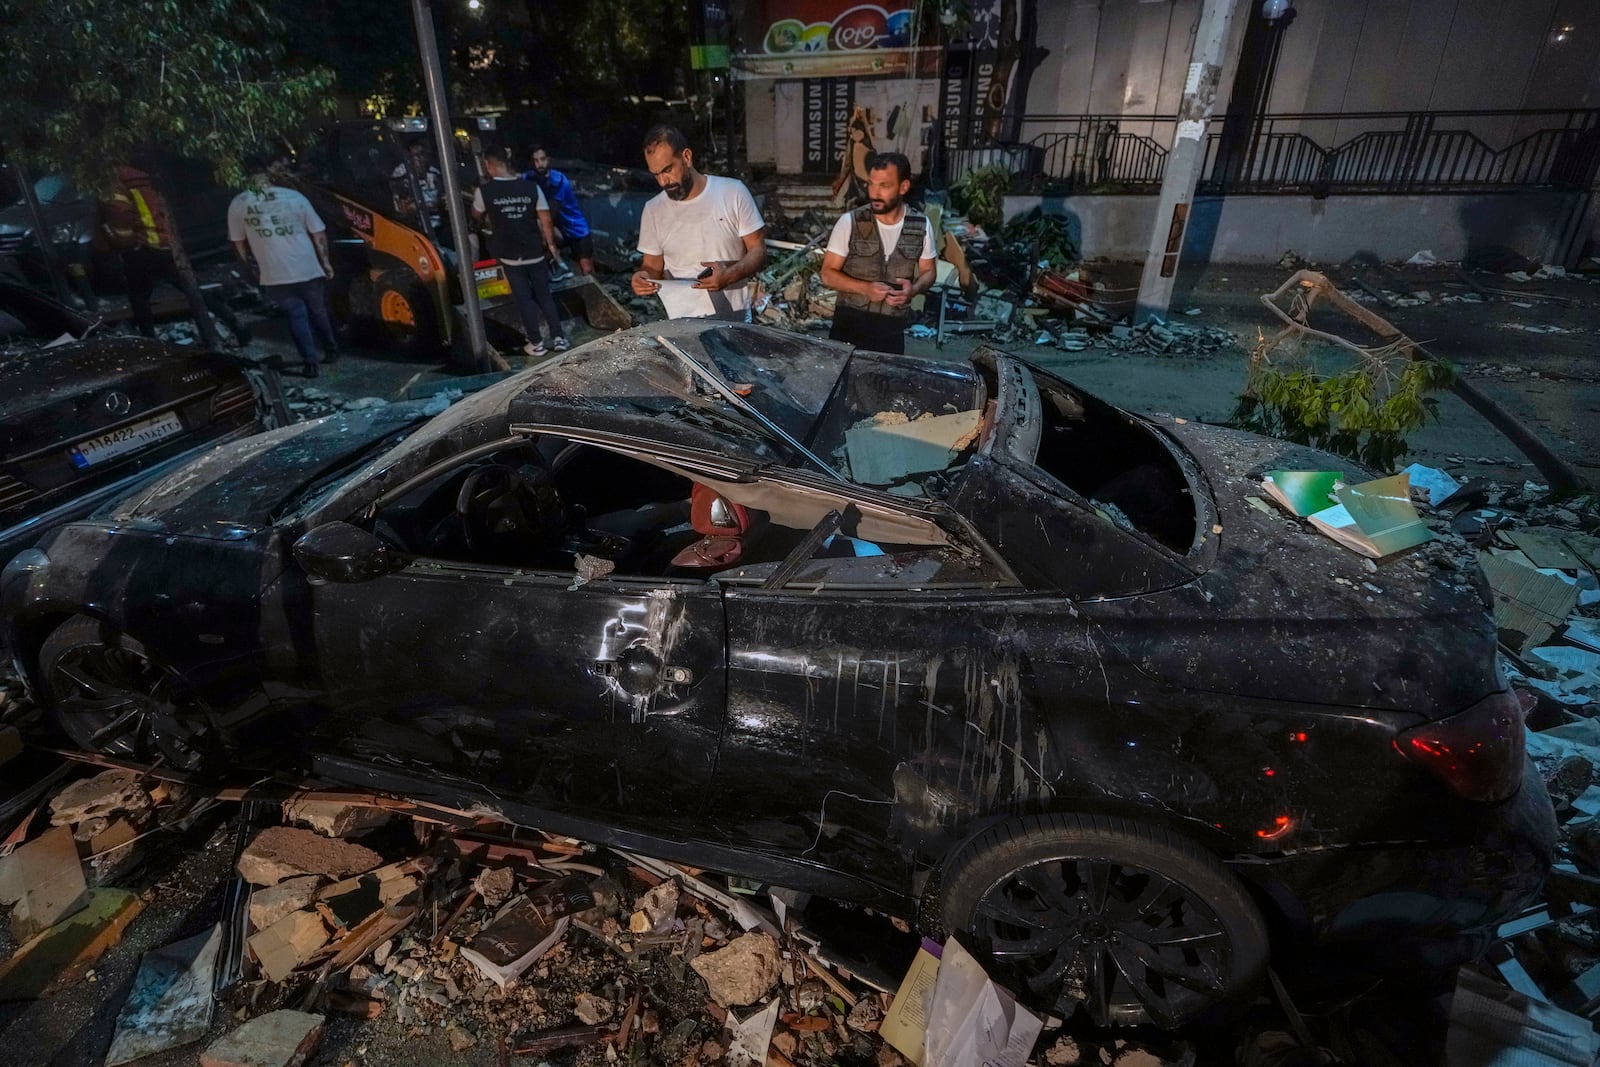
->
xmin=70 ymin=411 xmax=183 ymax=469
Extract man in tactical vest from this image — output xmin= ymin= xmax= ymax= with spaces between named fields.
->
xmin=819 ymin=151 xmax=936 ymax=354
xmin=472 ymin=147 xmax=568 ymax=357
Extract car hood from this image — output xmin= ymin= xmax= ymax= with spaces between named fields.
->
xmin=103 ymin=403 xmax=429 ymax=538
xmin=1093 ymin=420 xmax=1496 ymax=715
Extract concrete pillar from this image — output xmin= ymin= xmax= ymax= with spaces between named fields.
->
xmin=1134 ymin=0 xmax=1248 ymax=324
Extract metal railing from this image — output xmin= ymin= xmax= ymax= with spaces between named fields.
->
xmin=997 ymin=109 xmax=1600 ymax=195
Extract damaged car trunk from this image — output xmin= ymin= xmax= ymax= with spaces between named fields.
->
xmin=0 ymin=320 xmax=1551 ymax=1029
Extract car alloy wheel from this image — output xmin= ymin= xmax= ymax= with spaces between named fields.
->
xmin=940 ymin=813 xmax=1268 ymax=1028
xmin=38 ymin=615 xmax=211 ymax=771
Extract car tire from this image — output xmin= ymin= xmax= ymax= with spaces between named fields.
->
xmin=939 ymin=812 xmax=1268 ymax=1028
xmin=37 ymin=614 xmax=214 ymax=772
xmin=371 ymin=267 xmax=441 ymax=358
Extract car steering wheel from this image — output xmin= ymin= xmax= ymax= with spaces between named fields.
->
xmin=455 ymin=463 xmax=564 ymax=558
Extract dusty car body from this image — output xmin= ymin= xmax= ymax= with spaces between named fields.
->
xmin=0 ymin=280 xmax=265 ymax=568
xmin=1 ymin=321 xmax=1551 ymax=1027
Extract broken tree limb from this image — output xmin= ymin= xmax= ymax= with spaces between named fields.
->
xmin=1260 ymin=271 xmax=1588 ymax=492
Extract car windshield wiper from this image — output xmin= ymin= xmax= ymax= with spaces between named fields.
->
xmin=654 ymin=334 xmax=843 ymax=482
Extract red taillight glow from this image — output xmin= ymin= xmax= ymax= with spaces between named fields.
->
xmin=1393 ymin=691 xmax=1526 ymax=802
xmin=1256 ymin=815 xmax=1293 ymax=840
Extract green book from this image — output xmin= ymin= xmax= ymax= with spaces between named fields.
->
xmin=1261 ymin=470 xmax=1344 ymax=518
xmin=1307 ymin=473 xmax=1432 ymax=558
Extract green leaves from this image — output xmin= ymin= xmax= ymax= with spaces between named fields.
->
xmin=951 ymin=163 xmax=1012 ymax=231
xmin=0 ymin=0 xmax=333 ymax=191
xmin=1233 ymin=339 xmax=1456 ymax=472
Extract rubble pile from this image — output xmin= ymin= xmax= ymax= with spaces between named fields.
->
xmin=0 ymin=753 xmax=1232 ymax=1065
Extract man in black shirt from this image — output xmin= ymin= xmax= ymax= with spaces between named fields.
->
xmin=471 ymin=148 xmax=569 ymax=356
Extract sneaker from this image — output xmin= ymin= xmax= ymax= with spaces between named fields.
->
xmin=522 ymin=340 xmax=547 ymax=357
xmin=303 ymin=362 xmax=320 ymax=379
xmin=551 ymin=336 xmax=571 ymax=352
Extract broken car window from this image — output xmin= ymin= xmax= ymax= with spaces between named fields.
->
xmin=1024 ymin=368 xmax=1198 ymax=553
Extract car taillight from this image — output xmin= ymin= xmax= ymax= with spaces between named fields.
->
xmin=1394 ymin=690 xmax=1525 ymax=802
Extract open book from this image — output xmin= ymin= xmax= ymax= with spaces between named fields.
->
xmin=1306 ymin=473 xmax=1432 ymax=558
xmin=1261 ymin=470 xmax=1344 ymax=518
xmin=459 ymin=902 xmax=569 ymax=989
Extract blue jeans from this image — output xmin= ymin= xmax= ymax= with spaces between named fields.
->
xmin=502 ymin=259 xmax=565 ymax=343
xmin=264 ymin=278 xmax=337 ymax=364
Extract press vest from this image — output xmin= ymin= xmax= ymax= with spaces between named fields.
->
xmin=836 ymin=205 xmax=928 ymax=318
xmin=480 ymin=177 xmax=547 ymax=263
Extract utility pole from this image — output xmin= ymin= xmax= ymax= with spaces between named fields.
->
xmin=1134 ymin=0 xmax=1246 ymax=324
xmin=409 ymin=0 xmax=491 ymax=372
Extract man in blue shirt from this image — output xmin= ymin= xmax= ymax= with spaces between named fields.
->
xmin=523 ymin=146 xmax=593 ymax=279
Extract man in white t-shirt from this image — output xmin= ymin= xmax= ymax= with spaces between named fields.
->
xmin=630 ymin=126 xmax=766 ymax=320
xmin=819 ymin=151 xmax=936 ymax=355
xmin=227 ymin=156 xmax=338 ymax=377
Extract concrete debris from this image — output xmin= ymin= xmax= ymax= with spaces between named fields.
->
xmin=236 ymin=826 xmax=383 ymax=886
xmin=0 ymin=824 xmax=88 ymax=941
xmin=249 ymin=875 xmax=323 ymax=932
xmin=631 ymin=877 xmax=679 ymax=934
xmin=200 ymin=1009 xmax=325 ymax=1067
xmin=282 ymin=797 xmax=391 ymax=838
xmin=690 ymin=932 xmax=783 ymax=1007
xmin=48 ymin=769 xmax=151 ymax=828
xmin=248 ymin=909 xmax=330 ymax=982
xmin=472 ymin=865 xmax=515 ymax=908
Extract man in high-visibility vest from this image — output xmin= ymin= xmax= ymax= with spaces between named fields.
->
xmin=101 ymin=165 xmax=250 ymax=345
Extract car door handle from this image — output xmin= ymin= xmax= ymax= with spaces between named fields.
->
xmin=596 ymin=646 xmax=693 ymax=695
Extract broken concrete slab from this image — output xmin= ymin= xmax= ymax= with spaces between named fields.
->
xmin=690 ymin=932 xmax=783 ymax=1008
xmin=105 ymin=924 xmax=222 ymax=1066
xmin=200 ymin=1009 xmax=325 ymax=1067
xmin=0 ymin=824 xmax=89 ymax=941
xmin=0 ymin=887 xmax=144 ymax=1001
xmin=249 ymin=876 xmax=323 ymax=932
xmin=247 ymin=909 xmax=329 ymax=982
xmin=237 ymin=826 xmax=383 ymax=886
xmin=282 ymin=798 xmax=392 ymax=839
xmin=47 ymin=769 xmax=151 ymax=827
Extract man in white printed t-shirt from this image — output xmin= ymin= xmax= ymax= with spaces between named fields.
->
xmin=819 ymin=151 xmax=935 ymax=355
xmin=631 ymin=126 xmax=766 ymax=320
xmin=227 ymin=155 xmax=339 ymax=377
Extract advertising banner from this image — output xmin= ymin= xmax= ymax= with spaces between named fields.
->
xmin=748 ymin=1 xmax=915 ymax=55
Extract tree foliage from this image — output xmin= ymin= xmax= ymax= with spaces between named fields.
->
xmin=0 ymin=0 xmax=334 ymax=191
xmin=1232 ymin=335 xmax=1457 ymax=472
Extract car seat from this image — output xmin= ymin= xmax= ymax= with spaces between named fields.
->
xmin=669 ymin=484 xmax=768 ymax=569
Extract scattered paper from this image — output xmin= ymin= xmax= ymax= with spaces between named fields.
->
xmin=1407 ymin=250 xmax=1439 ymax=266
xmin=880 ymin=938 xmax=944 ymax=1065
xmin=924 ymin=939 xmax=1044 ymax=1067
xmin=727 ymin=998 xmax=782 ymax=1066
xmin=1400 ymin=462 xmax=1462 ymax=507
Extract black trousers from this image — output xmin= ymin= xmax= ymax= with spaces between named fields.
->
xmin=502 ymin=258 xmax=565 ymax=342
xmin=829 ymin=304 xmax=907 ymax=354
xmin=122 ymin=246 xmax=246 ymax=339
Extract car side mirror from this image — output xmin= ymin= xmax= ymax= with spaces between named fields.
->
xmin=292 ymin=521 xmax=395 ymax=582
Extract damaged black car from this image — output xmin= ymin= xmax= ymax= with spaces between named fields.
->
xmin=1 ymin=320 xmax=1552 ymax=1028
xmin=0 ymin=278 xmax=266 ymax=569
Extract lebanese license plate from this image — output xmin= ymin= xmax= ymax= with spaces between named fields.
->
xmin=69 ymin=411 xmax=183 ymax=469
xmin=475 ymin=264 xmax=511 ymax=301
